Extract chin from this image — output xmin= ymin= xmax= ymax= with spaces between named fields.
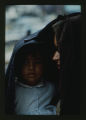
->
xmin=27 ymin=82 xmax=37 ymax=86
xmin=58 ymin=66 xmax=60 ymax=70
xmin=26 ymin=79 xmax=39 ymax=86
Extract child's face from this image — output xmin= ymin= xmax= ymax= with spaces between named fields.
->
xmin=21 ymin=52 xmax=43 ymax=86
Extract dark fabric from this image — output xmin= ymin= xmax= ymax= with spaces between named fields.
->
xmin=58 ymin=13 xmax=81 ymax=115
xmin=51 ymin=13 xmax=81 ymax=115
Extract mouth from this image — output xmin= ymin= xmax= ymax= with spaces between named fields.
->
xmin=55 ymin=61 xmax=60 ymax=69
xmin=28 ymin=74 xmax=35 ymax=76
xmin=57 ymin=65 xmax=60 ymax=70
xmin=23 ymin=73 xmax=35 ymax=77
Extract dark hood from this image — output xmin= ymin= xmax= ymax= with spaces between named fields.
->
xmin=5 ymin=15 xmax=65 ymax=87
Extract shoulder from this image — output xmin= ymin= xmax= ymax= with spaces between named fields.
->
xmin=45 ymin=81 xmax=55 ymax=91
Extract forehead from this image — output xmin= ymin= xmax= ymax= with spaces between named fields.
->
xmin=26 ymin=51 xmax=42 ymax=59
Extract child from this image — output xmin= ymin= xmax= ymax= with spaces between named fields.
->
xmin=5 ymin=18 xmax=60 ymax=115
xmin=14 ymin=45 xmax=56 ymax=115
xmin=5 ymin=36 xmax=58 ymax=115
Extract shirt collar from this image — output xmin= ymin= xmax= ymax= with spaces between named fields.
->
xmin=15 ymin=78 xmax=45 ymax=88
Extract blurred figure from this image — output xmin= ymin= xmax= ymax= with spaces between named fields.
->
xmin=52 ymin=12 xmax=81 ymax=115
xmin=37 ymin=12 xmax=81 ymax=115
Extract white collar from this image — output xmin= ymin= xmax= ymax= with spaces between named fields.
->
xmin=15 ymin=79 xmax=45 ymax=88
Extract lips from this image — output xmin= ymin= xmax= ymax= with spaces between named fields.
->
xmin=27 ymin=73 xmax=35 ymax=76
xmin=57 ymin=65 xmax=60 ymax=69
xmin=55 ymin=61 xmax=60 ymax=69
xmin=28 ymin=75 xmax=35 ymax=78
xmin=28 ymin=73 xmax=35 ymax=75
xmin=23 ymin=73 xmax=35 ymax=77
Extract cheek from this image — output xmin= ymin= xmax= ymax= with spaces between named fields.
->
xmin=35 ymin=65 xmax=43 ymax=76
xmin=21 ymin=66 xmax=28 ymax=76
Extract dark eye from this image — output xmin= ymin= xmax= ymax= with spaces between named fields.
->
xmin=35 ymin=60 xmax=42 ymax=64
xmin=24 ymin=61 xmax=29 ymax=65
xmin=55 ymin=48 xmax=58 ymax=51
xmin=53 ymin=46 xmax=60 ymax=52
xmin=52 ymin=47 xmax=57 ymax=53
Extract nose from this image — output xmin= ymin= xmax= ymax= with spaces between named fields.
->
xmin=52 ymin=51 xmax=60 ymax=61
xmin=29 ymin=61 xmax=34 ymax=70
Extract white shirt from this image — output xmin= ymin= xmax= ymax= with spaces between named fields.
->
xmin=15 ymin=79 xmax=56 ymax=115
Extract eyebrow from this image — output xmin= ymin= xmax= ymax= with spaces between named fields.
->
xmin=26 ymin=56 xmax=42 ymax=60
